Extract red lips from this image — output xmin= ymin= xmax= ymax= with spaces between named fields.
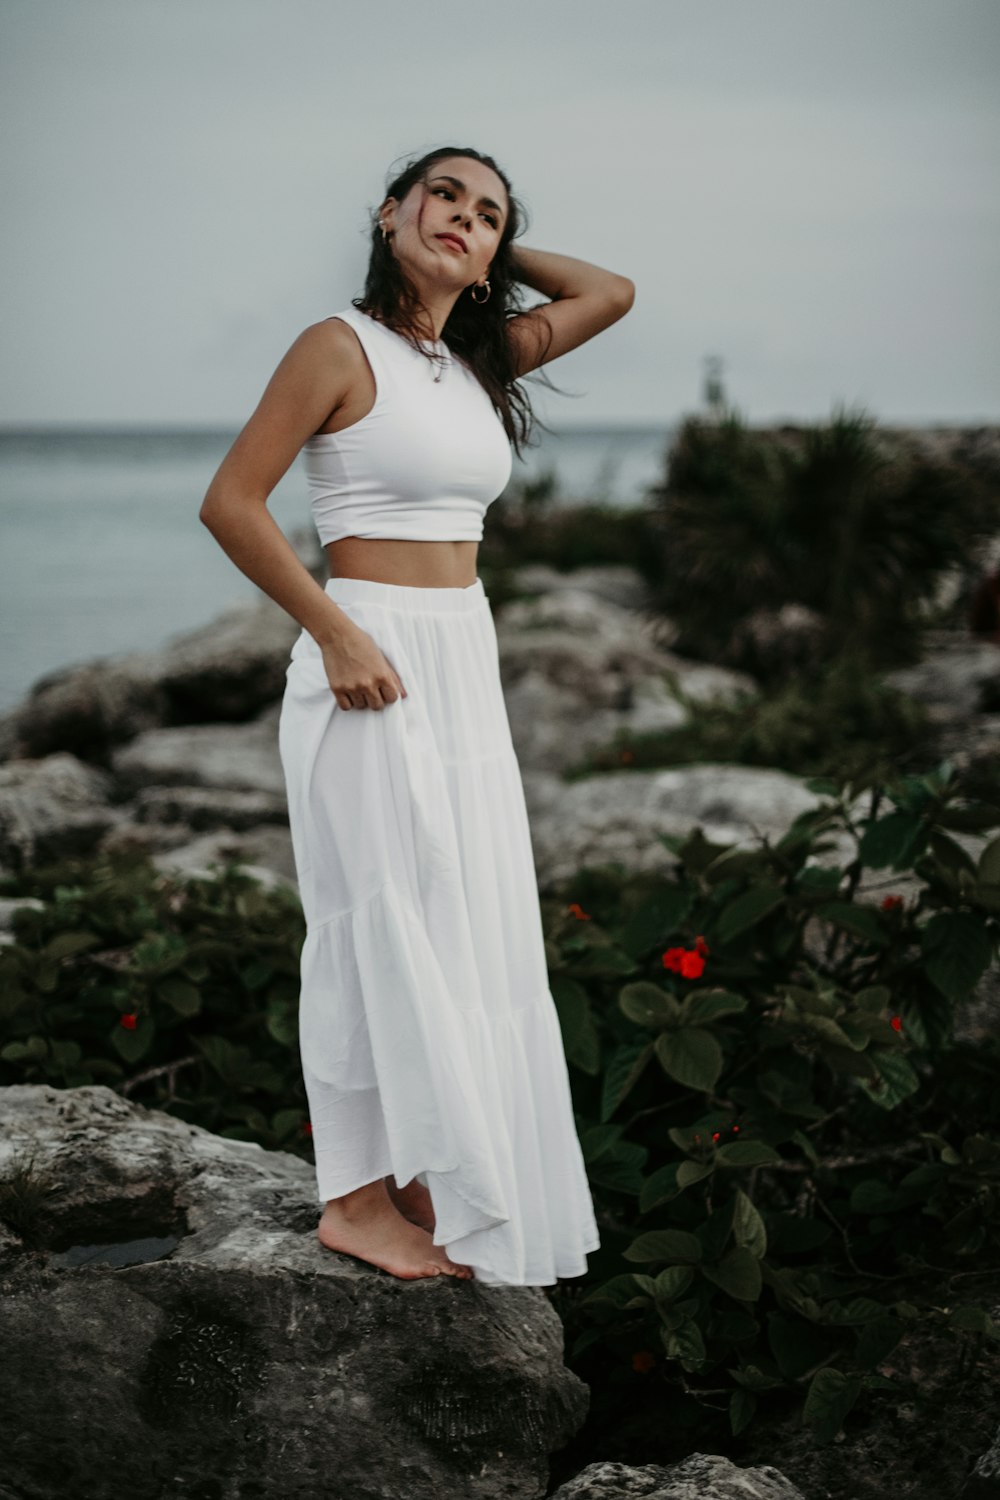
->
xmin=435 ymin=233 xmax=466 ymax=253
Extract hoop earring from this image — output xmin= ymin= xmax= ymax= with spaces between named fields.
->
xmin=470 ymin=280 xmax=491 ymax=304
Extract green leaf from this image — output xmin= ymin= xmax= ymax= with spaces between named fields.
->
xmin=569 ymin=944 xmax=638 ymax=978
xmin=155 ymin=977 xmax=202 ymax=1016
xmin=600 ymin=1039 xmax=654 ymax=1123
xmin=265 ymin=1001 xmax=298 ymax=1047
xmin=639 ymin=1162 xmax=681 ymax=1212
xmin=716 ymin=1140 xmax=781 ymax=1167
xmin=663 ymin=1319 xmax=707 ymax=1369
xmin=855 ymin=1318 xmax=904 ymax=1368
xmin=677 ymin=1159 xmax=714 ymax=1190
xmin=729 ymin=1364 xmax=785 ymax=1392
xmin=42 ymin=930 xmax=101 ymax=961
xmin=579 ymin=1274 xmax=646 ymax=1309
xmin=733 ymin=1189 xmax=768 ymax=1258
xmin=921 ymin=912 xmax=995 ymax=1001
xmin=858 ymin=810 xmax=927 ymax=869
xmin=803 ymin=1367 xmax=862 ymax=1444
xmin=729 ymin=1388 xmax=757 ymax=1437
xmin=682 ymin=988 xmax=748 ymax=1025
xmin=978 ymin=834 xmax=1000 ymax=886
xmin=850 ymin=1180 xmax=897 ymax=1215
xmin=654 ymin=1265 xmax=696 ymax=1301
xmin=655 ymin=1027 xmax=723 ymax=1092
xmin=929 ymin=830 xmax=978 ymax=877
xmin=814 ymin=902 xmax=890 ymax=948
xmin=715 ymin=884 xmax=786 ymax=944
xmin=856 ymin=985 xmax=892 ymax=1014
xmin=950 ymin=1305 xmax=999 ymax=1338
xmin=111 ymin=1014 xmax=155 ymax=1064
xmin=270 ymin=1108 xmax=305 ymax=1142
xmin=587 ymin=1141 xmax=648 ymax=1195
xmin=239 ymin=959 xmax=274 ymax=990
xmin=702 ymin=1247 xmax=763 ymax=1302
xmin=618 ymin=981 xmax=681 ymax=1028
xmin=858 ymin=1050 xmax=921 ymax=1110
xmin=551 ymin=975 xmax=601 ymax=1074
xmin=617 ymin=889 xmax=693 ymax=957
xmin=623 ymin=1229 xmax=703 ymax=1265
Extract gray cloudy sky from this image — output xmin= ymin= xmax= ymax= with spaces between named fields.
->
xmin=1 ymin=0 xmax=998 ymax=428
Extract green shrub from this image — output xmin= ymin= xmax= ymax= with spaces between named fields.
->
xmin=566 ymin=650 xmax=936 ymax=786
xmin=644 ymin=405 xmax=999 ymax=680
xmin=541 ymin=757 xmax=1000 ymax=1446
xmin=0 ymin=852 xmax=311 ymax=1154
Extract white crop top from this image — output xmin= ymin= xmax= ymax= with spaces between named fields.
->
xmin=301 ymin=306 xmax=513 ymax=544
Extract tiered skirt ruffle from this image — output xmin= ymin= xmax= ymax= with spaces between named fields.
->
xmin=278 ymin=575 xmax=600 ymax=1285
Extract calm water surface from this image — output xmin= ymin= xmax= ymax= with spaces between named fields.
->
xmin=0 ymin=423 xmax=673 ymax=713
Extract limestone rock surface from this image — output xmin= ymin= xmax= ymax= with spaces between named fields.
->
xmin=548 ymin=1454 xmax=806 ymax=1499
xmin=0 ymin=1083 xmax=588 ymax=1500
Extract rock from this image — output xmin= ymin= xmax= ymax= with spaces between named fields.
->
xmin=147 ymin=825 xmax=298 ymax=890
xmin=132 ymin=784 xmax=292 ymax=831
xmin=0 ymin=752 xmax=125 ymax=872
xmin=549 ymin=1454 xmax=805 ymax=1499
xmin=0 ymin=1083 xmax=589 ymax=1500
xmin=494 ymin=586 xmax=755 ymax=776
xmin=965 ymin=1420 xmax=1000 ymax=1496
xmin=0 ymin=596 xmax=301 ymax=765
xmin=525 ymin=763 xmax=835 ymax=894
xmin=884 ymin=636 xmax=1000 ymax=721
xmin=110 ymin=712 xmax=285 ymax=796
xmin=505 ymin=563 xmax=658 ymax=612
xmin=0 ymin=895 xmax=46 ymax=948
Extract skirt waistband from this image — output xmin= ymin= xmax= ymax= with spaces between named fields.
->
xmin=324 ymin=575 xmax=487 ymax=614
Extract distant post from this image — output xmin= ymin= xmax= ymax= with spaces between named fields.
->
xmin=702 ymin=355 xmax=727 ymax=419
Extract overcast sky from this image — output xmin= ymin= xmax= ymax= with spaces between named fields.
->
xmin=1 ymin=0 xmax=998 ymax=429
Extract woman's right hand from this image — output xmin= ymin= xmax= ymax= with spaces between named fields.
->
xmin=320 ymin=623 xmax=408 ymax=711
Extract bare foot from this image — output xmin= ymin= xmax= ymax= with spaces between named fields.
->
xmin=385 ymin=1173 xmax=436 ymax=1233
xmin=317 ymin=1178 xmax=474 ymax=1281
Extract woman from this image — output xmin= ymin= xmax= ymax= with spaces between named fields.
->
xmin=200 ymin=145 xmax=634 ymax=1285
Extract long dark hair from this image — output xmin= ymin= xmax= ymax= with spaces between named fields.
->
xmin=353 ymin=145 xmax=568 ymax=460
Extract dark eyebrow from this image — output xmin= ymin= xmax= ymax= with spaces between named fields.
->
xmin=428 ymin=174 xmax=506 ymax=223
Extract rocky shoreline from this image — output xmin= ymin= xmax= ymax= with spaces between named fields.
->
xmin=1 ymin=521 xmax=998 ymax=903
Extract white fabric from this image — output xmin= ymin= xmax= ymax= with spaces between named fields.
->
xmin=278 ymin=575 xmax=601 ymax=1285
xmin=302 ymin=308 xmax=513 ymax=544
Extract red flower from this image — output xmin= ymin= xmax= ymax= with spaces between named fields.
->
xmin=632 ymin=1350 xmax=656 ymax=1373
xmin=302 ymin=1120 xmax=313 ymax=1136
xmin=662 ymin=947 xmax=686 ymax=972
xmin=567 ymin=902 xmax=592 ymax=921
xmin=119 ymin=1012 xmax=138 ymax=1030
xmin=890 ymin=1015 xmax=903 ymax=1033
xmin=694 ymin=934 xmax=711 ymax=956
xmin=880 ymin=895 xmax=904 ymax=911
xmin=680 ymin=950 xmax=706 ymax=979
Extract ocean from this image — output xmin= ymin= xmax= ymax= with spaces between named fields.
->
xmin=0 ymin=422 xmax=673 ymax=714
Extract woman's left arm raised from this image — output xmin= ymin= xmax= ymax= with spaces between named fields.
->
xmin=505 ymin=245 xmax=634 ymax=377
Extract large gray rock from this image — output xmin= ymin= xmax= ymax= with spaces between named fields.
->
xmin=549 ymin=1455 xmax=805 ymax=1499
xmin=0 ymin=595 xmax=301 ymax=764
xmin=494 ymin=585 xmax=755 ymax=777
xmin=884 ymin=637 xmax=1000 ymax=721
xmin=110 ymin=710 xmax=285 ymax=796
xmin=0 ymin=752 xmax=125 ymax=872
xmin=0 ymin=1084 xmax=589 ymax=1500
xmin=524 ymin=763 xmax=837 ymax=893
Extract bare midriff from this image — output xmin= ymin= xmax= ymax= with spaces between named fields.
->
xmin=325 ymin=537 xmax=480 ymax=590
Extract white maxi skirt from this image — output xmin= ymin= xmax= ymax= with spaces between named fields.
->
xmin=277 ymin=574 xmax=601 ymax=1286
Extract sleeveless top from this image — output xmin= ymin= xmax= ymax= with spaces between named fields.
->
xmin=301 ymin=306 xmax=514 ymax=544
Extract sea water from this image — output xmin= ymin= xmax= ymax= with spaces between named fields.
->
xmin=0 ymin=423 xmax=673 ymax=713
